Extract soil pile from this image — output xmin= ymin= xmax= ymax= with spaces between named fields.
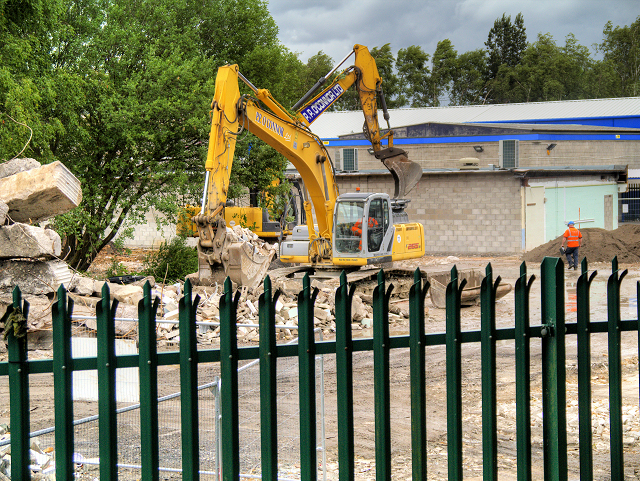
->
xmin=522 ymin=224 xmax=640 ymax=264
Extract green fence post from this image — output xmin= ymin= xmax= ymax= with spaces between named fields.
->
xmin=335 ymin=271 xmax=356 ymax=481
xmin=607 ymin=256 xmax=627 ymax=479
xmin=446 ymin=266 xmax=465 ymax=481
xmin=409 ymin=269 xmax=429 ymax=481
xmin=259 ymin=275 xmax=280 ymax=480
xmin=577 ymin=259 xmax=596 ymax=481
xmin=515 ymin=262 xmax=534 ymax=481
xmin=298 ymin=273 xmax=319 ymax=481
xmin=138 ymin=282 xmax=160 ymax=481
xmin=373 ymin=269 xmax=393 ymax=481
xmin=219 ymin=277 xmax=240 ymax=480
xmin=481 ymin=263 xmax=499 ymax=480
xmin=96 ymin=282 xmax=118 ymax=481
xmin=540 ymin=257 xmax=567 ymax=481
xmin=52 ymin=285 xmax=75 ymax=481
xmin=4 ymin=287 xmax=30 ymax=481
xmin=180 ymin=279 xmax=202 ymax=481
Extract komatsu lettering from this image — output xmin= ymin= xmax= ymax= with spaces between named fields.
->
xmin=300 ymin=84 xmax=345 ymax=123
xmin=255 ymin=112 xmax=285 ymax=138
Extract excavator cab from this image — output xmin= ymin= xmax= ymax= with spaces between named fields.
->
xmin=333 ymin=192 xmax=393 ymax=262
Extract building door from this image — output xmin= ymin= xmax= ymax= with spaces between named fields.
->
xmin=525 ymin=186 xmax=545 ymax=251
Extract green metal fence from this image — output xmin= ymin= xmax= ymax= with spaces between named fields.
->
xmin=0 ymin=255 xmax=638 ymax=480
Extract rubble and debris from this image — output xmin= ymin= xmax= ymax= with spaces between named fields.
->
xmin=0 ymin=161 xmax=82 ymax=224
xmin=523 ymin=224 xmax=640 ymax=263
xmin=0 ymin=259 xmax=72 ymax=296
xmin=0 ymin=224 xmax=62 ymax=259
xmin=0 ymin=157 xmax=41 ymax=179
xmin=0 ymin=201 xmax=7 ymax=225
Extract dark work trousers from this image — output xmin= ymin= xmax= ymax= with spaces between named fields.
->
xmin=565 ymin=246 xmax=579 ymax=268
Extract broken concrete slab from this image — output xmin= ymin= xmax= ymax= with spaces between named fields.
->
xmin=0 ymin=158 xmax=40 ymax=179
xmin=92 ymin=281 xmax=144 ymax=306
xmin=0 ymin=259 xmax=73 ymax=295
xmin=0 ymin=161 xmax=82 ymax=223
xmin=68 ymin=274 xmax=95 ymax=296
xmin=0 ymin=223 xmax=61 ymax=259
xmin=79 ymin=303 xmax=138 ymax=337
xmin=0 ymin=200 xmax=7 ymax=224
xmin=68 ymin=292 xmax=101 ymax=308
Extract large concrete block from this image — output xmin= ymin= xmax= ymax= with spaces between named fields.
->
xmin=0 ymin=223 xmax=61 ymax=259
xmin=0 ymin=259 xmax=73 ymax=295
xmin=0 ymin=158 xmax=40 ymax=179
xmin=0 ymin=201 xmax=7 ymax=225
xmin=0 ymin=161 xmax=82 ymax=223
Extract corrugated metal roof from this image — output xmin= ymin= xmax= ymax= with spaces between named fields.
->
xmin=309 ymin=97 xmax=640 ymax=138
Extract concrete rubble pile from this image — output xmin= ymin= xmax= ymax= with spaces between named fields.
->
xmin=191 ymin=273 xmax=411 ymax=347
xmin=0 ymin=158 xmax=82 ymax=343
xmin=0 ymin=158 xmax=404 ymax=349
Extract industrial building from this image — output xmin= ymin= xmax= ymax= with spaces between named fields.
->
xmin=303 ymin=97 xmax=640 ymax=255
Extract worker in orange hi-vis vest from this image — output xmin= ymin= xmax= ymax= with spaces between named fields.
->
xmin=560 ymin=221 xmax=583 ymax=270
xmin=351 ymin=217 xmax=378 ymax=250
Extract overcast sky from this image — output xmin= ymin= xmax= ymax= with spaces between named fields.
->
xmin=266 ymin=0 xmax=639 ymax=65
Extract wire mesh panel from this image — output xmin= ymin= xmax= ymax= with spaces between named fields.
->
xmin=233 ymin=338 xmax=327 ymax=480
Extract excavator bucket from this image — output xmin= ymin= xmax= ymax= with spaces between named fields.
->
xmin=225 ymin=240 xmax=275 ymax=289
xmin=376 ymin=149 xmax=423 ymax=199
xmin=195 ymin=216 xmax=276 ymax=289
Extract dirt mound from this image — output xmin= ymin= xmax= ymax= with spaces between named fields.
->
xmin=522 ymin=224 xmax=640 ymax=264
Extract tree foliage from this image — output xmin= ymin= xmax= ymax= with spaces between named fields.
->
xmin=484 ymin=12 xmax=527 ymax=103
xmin=598 ymin=16 xmax=640 ymax=97
xmin=430 ymin=40 xmax=457 ymax=106
xmin=449 ymin=49 xmax=488 ymax=106
xmin=2 ymin=0 xmax=304 ymax=271
xmin=396 ymin=45 xmax=430 ymax=107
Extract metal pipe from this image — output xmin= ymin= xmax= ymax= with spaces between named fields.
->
xmin=238 ymin=71 xmax=258 ymax=93
xmin=201 ymin=171 xmax=210 ymax=215
xmin=292 ymin=48 xmax=355 ymax=111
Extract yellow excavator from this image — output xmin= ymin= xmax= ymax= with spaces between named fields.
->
xmin=192 ymin=44 xmax=424 ymax=286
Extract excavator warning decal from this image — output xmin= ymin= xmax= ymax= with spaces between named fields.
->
xmin=300 ymin=84 xmax=345 ymax=123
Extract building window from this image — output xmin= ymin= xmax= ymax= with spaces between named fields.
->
xmin=342 ymin=148 xmax=358 ymax=172
xmin=499 ymin=139 xmax=519 ymax=169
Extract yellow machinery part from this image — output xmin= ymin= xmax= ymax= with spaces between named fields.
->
xmin=177 ymin=205 xmax=201 ymax=237
xmin=391 ymin=223 xmax=425 ymax=260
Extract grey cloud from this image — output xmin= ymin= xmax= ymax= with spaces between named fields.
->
xmin=267 ymin=0 xmax=639 ymax=63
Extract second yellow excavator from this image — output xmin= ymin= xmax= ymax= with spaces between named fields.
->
xmin=192 ymin=44 xmax=425 ymax=286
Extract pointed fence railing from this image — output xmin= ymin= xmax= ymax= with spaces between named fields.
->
xmin=0 ymin=255 xmax=639 ymax=480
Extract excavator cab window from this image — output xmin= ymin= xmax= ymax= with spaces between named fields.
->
xmin=334 ymin=201 xmax=365 ymax=253
xmin=366 ymin=198 xmax=386 ymax=252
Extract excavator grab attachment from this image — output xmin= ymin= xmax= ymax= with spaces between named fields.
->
xmin=375 ymin=147 xmax=422 ymax=199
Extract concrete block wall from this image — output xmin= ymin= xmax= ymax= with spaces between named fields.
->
xmin=118 ymin=210 xmax=197 ymax=249
xmin=335 ymin=172 xmax=522 ymax=256
xmin=328 ymin=139 xmax=640 ymax=171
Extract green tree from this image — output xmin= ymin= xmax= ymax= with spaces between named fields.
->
xmin=485 ymin=12 xmax=527 ymax=76
xmin=430 ymin=39 xmax=457 ymax=106
xmin=484 ymin=12 xmax=527 ymax=103
xmin=36 ymin=0 xmax=301 ymax=271
xmin=490 ymin=33 xmax=600 ymax=103
xmin=370 ymin=44 xmax=402 ymax=108
xmin=396 ymin=45 xmax=430 ymax=107
xmin=0 ymin=0 xmax=66 ymax=161
xmin=598 ymin=16 xmax=640 ymax=96
xmin=450 ymin=49 xmax=489 ymax=105
xmin=293 ymin=51 xmax=336 ymax=108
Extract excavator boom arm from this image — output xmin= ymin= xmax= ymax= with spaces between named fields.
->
xmin=203 ymin=64 xmax=338 ymax=243
xmin=294 ymin=44 xmax=422 ymax=198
